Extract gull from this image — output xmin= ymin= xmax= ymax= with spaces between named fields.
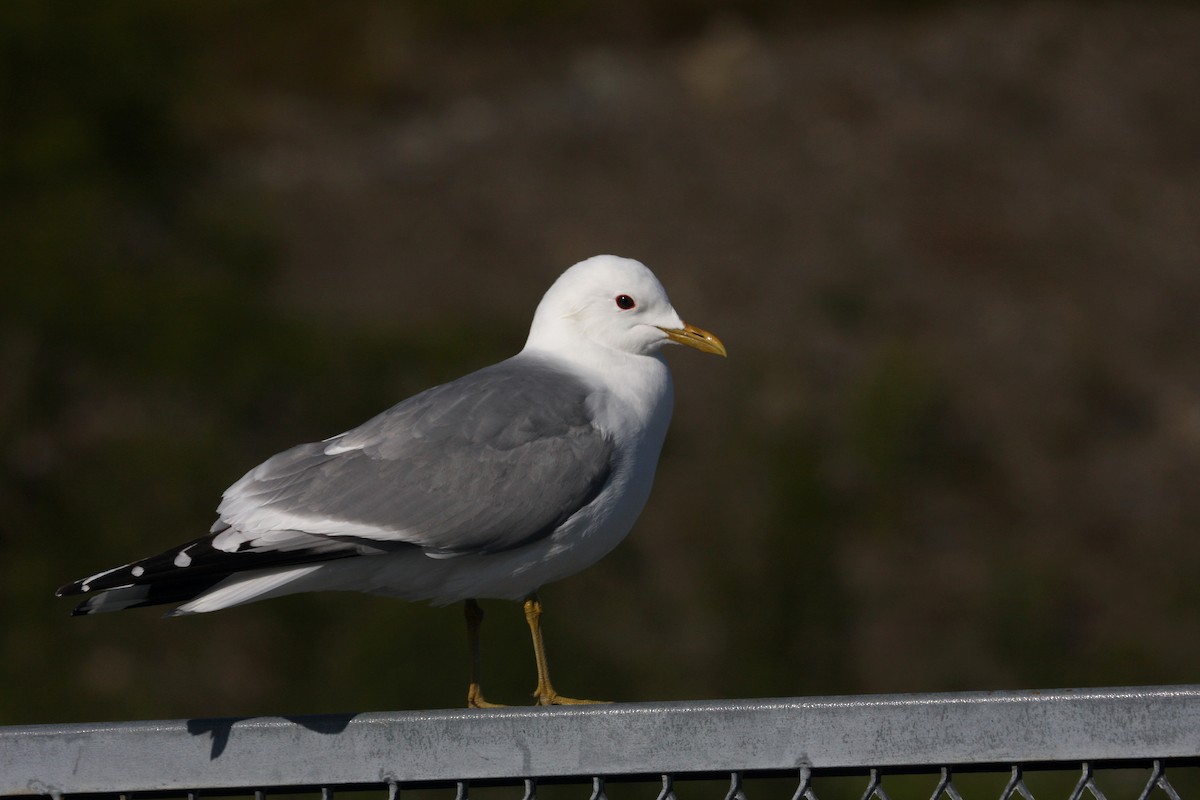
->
xmin=57 ymin=255 xmax=726 ymax=707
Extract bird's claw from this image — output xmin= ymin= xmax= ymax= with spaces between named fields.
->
xmin=534 ymin=689 xmax=611 ymax=706
xmin=467 ymin=684 xmax=506 ymax=709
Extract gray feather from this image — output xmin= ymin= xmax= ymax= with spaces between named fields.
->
xmin=219 ymin=353 xmax=615 ymax=555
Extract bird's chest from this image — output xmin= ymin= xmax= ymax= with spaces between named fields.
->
xmin=589 ymin=359 xmax=674 ymax=463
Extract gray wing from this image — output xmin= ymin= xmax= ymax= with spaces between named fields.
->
xmin=213 ymin=354 xmax=615 ymax=557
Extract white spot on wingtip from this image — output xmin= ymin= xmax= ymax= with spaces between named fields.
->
xmin=79 ymin=564 xmax=126 ymax=592
xmin=131 ymin=565 xmax=145 ymax=577
xmin=173 ymin=547 xmax=193 ymax=568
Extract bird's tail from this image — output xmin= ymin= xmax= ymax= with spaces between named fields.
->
xmin=56 ymin=531 xmax=357 ymax=616
xmin=60 ymin=564 xmax=330 ymax=616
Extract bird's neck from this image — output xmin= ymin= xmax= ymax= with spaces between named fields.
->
xmin=519 ymin=341 xmax=674 ymax=445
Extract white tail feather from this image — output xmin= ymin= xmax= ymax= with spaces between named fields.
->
xmin=172 ymin=565 xmax=325 ymax=615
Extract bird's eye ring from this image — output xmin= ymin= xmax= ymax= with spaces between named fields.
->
xmin=615 ymin=294 xmax=636 ymax=310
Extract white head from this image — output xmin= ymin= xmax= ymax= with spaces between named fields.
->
xmin=524 ymin=255 xmax=726 ymax=361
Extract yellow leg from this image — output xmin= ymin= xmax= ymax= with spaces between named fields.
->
xmin=524 ymin=593 xmax=608 ymax=706
xmin=465 ymin=599 xmax=505 ymax=709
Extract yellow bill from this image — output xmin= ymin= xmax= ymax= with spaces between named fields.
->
xmin=658 ymin=322 xmax=727 ymax=357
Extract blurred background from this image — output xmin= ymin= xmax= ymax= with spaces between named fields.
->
xmin=3 ymin=0 xmax=1200 ymax=726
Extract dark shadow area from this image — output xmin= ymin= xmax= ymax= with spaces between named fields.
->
xmin=4 ymin=0 xmax=1200 ymax=724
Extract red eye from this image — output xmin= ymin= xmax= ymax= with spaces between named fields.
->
xmin=615 ymin=294 xmax=636 ymax=310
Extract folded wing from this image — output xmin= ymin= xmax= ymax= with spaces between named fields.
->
xmin=58 ymin=354 xmax=614 ymax=613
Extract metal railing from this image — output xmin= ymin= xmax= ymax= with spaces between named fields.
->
xmin=3 ymin=685 xmax=1198 ymax=799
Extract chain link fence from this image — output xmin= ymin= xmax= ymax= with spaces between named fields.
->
xmin=4 ymin=686 xmax=1198 ymax=800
